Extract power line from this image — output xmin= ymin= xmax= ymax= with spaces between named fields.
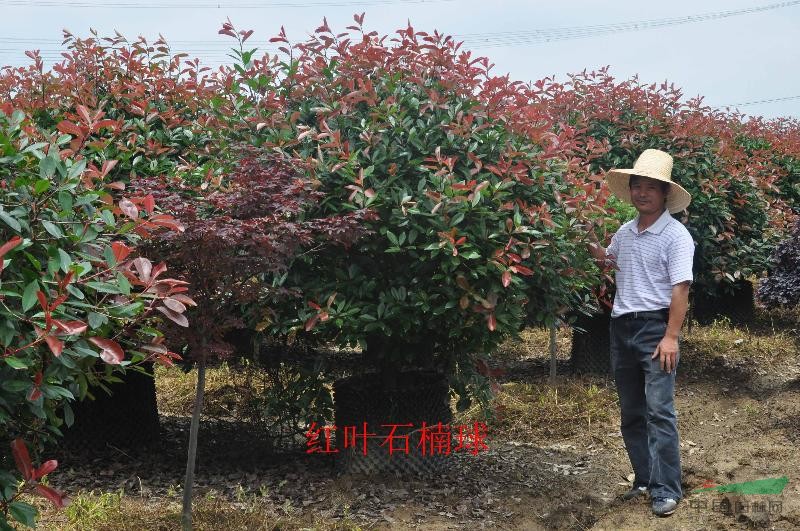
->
xmin=0 ymin=0 xmax=796 ymax=53
xmin=0 ymin=0 xmax=455 ymax=7
xmin=724 ymin=95 xmax=800 ymax=108
xmin=1 ymin=0 xmax=798 ymax=67
xmin=456 ymin=0 xmax=800 ymax=48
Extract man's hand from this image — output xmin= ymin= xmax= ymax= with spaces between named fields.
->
xmin=583 ymin=222 xmax=618 ymax=269
xmin=652 ymin=334 xmax=679 ymax=373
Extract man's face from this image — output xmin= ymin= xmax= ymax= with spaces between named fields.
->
xmin=629 ymin=175 xmax=668 ymax=216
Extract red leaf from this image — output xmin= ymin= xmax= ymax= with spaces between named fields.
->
xmin=118 ymin=198 xmax=139 ymax=219
xmin=35 ymin=484 xmax=67 ymax=508
xmin=150 ymin=262 xmax=167 ymax=282
xmin=11 ymin=439 xmax=33 ymax=480
xmin=53 ymin=319 xmax=88 ymax=335
xmin=0 ymin=235 xmax=22 ymax=275
xmin=36 ymin=290 xmax=48 ymax=311
xmin=169 ymin=293 xmax=197 ymax=307
xmin=76 ymin=104 xmax=92 ymax=125
xmin=56 ymin=120 xmax=83 ymax=137
xmin=510 ymin=265 xmax=534 ymax=276
xmin=32 ymin=459 xmax=58 ymax=480
xmin=163 ymin=297 xmax=186 ymax=313
xmin=94 ymin=119 xmax=117 ymax=131
xmin=143 ymin=194 xmax=155 ymax=215
xmin=487 ymin=313 xmax=497 ymax=332
xmin=315 ymin=17 xmax=332 ymax=34
xmin=100 ymin=159 xmax=118 ymax=178
xmin=0 ymin=235 xmax=22 ymax=260
xmin=111 ymin=241 xmax=132 ymax=263
xmin=304 ymin=314 xmax=320 ymax=332
xmin=149 ymin=214 xmax=184 ymax=232
xmin=36 ymin=291 xmax=53 ymax=331
xmin=44 ymin=335 xmax=64 ymax=357
xmin=140 ymin=343 xmax=167 ymax=354
xmin=501 ymin=270 xmax=512 ymax=288
xmin=156 ymin=305 xmax=189 ymax=327
xmin=89 ymin=337 xmax=125 ymax=364
xmin=132 ymin=257 xmax=152 ymax=283
xmin=27 ymin=386 xmax=42 ymax=402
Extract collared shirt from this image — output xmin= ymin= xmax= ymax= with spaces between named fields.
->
xmin=606 ymin=208 xmax=695 ymax=318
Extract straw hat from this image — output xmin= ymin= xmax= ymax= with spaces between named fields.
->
xmin=605 ymin=149 xmax=691 ymax=214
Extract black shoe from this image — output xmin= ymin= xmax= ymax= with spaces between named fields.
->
xmin=621 ymin=486 xmax=648 ymax=500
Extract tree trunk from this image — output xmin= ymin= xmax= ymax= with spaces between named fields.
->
xmin=549 ymin=322 xmax=558 ymax=384
xmin=181 ymin=353 xmax=206 ymax=531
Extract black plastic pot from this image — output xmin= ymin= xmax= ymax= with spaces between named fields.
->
xmin=332 ymin=369 xmax=453 ymax=475
xmin=64 ymin=363 xmax=160 ymax=449
xmin=570 ymin=311 xmax=612 ymax=376
xmin=692 ymin=280 xmax=755 ymax=325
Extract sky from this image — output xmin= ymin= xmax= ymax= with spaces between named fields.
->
xmin=1 ymin=0 xmax=799 ymax=120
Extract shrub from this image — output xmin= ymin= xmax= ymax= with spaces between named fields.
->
xmin=757 ymin=220 xmax=800 ymax=308
xmin=0 ymin=107 xmax=184 ymax=526
xmin=214 ymin=17 xmax=602 ymax=409
xmin=532 ymin=68 xmax=794 ymax=298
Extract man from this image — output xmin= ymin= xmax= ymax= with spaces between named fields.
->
xmin=586 ymin=148 xmax=694 ymax=517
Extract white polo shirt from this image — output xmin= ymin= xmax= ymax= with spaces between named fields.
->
xmin=606 ymin=208 xmax=695 ymax=318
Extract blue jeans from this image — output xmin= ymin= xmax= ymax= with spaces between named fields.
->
xmin=610 ymin=316 xmax=682 ymax=500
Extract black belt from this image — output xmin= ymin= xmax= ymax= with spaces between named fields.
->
xmin=613 ymin=309 xmax=669 ymax=322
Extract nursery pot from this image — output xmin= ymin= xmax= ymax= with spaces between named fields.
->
xmin=64 ymin=363 xmax=160 ymax=449
xmin=570 ymin=311 xmax=612 ymax=376
xmin=332 ymin=369 xmax=453 ymax=475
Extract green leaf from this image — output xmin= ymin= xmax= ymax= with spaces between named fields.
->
xmin=23 ymin=252 xmax=41 ymax=270
xmin=41 ymin=220 xmax=64 ymax=238
xmin=63 ymin=402 xmax=74 ymax=427
xmin=87 ymin=312 xmax=108 ymax=329
xmin=66 ymin=284 xmax=85 ymax=300
xmin=21 ymin=279 xmax=39 ymax=311
xmin=58 ymin=190 xmax=74 ymax=212
xmin=66 ymin=158 xmax=87 ymax=180
xmin=40 ymin=384 xmax=74 ymax=400
xmin=84 ymin=281 xmax=122 ymax=294
xmin=58 ymin=248 xmax=72 ymax=273
xmin=0 ymin=210 xmax=21 ymax=232
xmin=101 ymin=209 xmax=116 ymax=227
xmin=4 ymin=357 xmax=28 ymax=370
xmin=116 ymin=272 xmax=131 ymax=296
xmin=34 ymin=179 xmax=51 ymax=195
xmin=110 ymin=302 xmax=144 ymax=317
xmin=40 ymin=154 xmax=58 ymax=179
xmin=8 ymin=501 xmax=37 ymax=528
xmin=78 ymin=225 xmax=99 ymax=243
xmin=1 ymin=380 xmax=30 ymax=393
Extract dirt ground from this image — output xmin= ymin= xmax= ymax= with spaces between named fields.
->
xmin=38 ymin=313 xmax=800 ymax=530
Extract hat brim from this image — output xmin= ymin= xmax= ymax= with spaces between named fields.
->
xmin=605 ymin=169 xmax=691 ymax=214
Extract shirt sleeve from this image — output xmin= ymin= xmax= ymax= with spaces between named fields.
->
xmin=606 ymin=231 xmax=620 ymax=258
xmin=668 ymin=229 xmax=695 ymax=285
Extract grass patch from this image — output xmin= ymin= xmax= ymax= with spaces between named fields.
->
xmin=35 ymin=490 xmax=366 ymax=531
xmin=683 ymin=315 xmax=798 ymax=363
xmin=155 ymin=362 xmax=265 ymax=419
xmin=494 ymin=325 xmax=572 ymax=362
xmin=457 ymin=379 xmax=618 ymax=443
